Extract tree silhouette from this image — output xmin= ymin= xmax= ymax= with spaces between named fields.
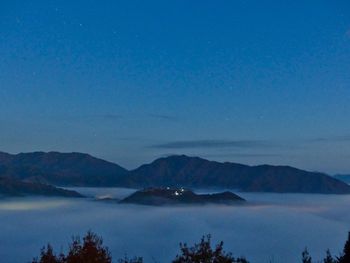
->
xmin=301 ymin=248 xmax=312 ymax=263
xmin=33 ymin=230 xmax=350 ymax=263
xmin=323 ymin=250 xmax=336 ymax=263
xmin=32 ymin=231 xmax=112 ymax=263
xmin=32 ymin=244 xmax=65 ymax=263
xmin=338 ymin=232 xmax=350 ymax=263
xmin=172 ymin=234 xmax=248 ymax=263
xmin=65 ymin=231 xmax=112 ymax=263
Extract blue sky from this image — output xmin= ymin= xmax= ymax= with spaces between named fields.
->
xmin=1 ymin=0 xmax=350 ymax=173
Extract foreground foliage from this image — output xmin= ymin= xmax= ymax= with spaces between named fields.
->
xmin=172 ymin=235 xmax=248 ymax=263
xmin=32 ymin=231 xmax=112 ymax=263
xmin=32 ymin=231 xmax=350 ymax=263
xmin=302 ymin=232 xmax=350 ymax=263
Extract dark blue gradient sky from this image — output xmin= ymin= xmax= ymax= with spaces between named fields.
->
xmin=1 ymin=0 xmax=350 ymax=173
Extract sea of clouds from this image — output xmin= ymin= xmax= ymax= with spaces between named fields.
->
xmin=0 ymin=188 xmax=349 ymax=263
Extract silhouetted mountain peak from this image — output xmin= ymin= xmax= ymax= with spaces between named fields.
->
xmin=0 ymin=176 xmax=82 ymax=197
xmin=0 ymin=151 xmax=128 ymax=186
xmin=120 ymin=187 xmax=245 ymax=206
xmin=127 ymin=155 xmax=350 ymax=194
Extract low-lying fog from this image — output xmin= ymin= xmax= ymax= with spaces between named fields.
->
xmin=0 ymin=188 xmax=349 ymax=263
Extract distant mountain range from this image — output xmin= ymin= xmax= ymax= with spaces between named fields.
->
xmin=0 ymin=151 xmax=127 ymax=186
xmin=334 ymin=174 xmax=350 ymax=184
xmin=0 ymin=176 xmax=82 ymax=197
xmin=0 ymin=151 xmax=349 ymax=194
xmin=125 ymin=155 xmax=350 ymax=194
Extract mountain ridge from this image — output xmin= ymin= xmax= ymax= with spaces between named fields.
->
xmin=334 ymin=174 xmax=350 ymax=184
xmin=0 ymin=151 xmax=349 ymax=194
xmin=125 ymin=155 xmax=350 ymax=194
xmin=0 ymin=151 xmax=128 ymax=186
xmin=0 ymin=176 xmax=83 ymax=197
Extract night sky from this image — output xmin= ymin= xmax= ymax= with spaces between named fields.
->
xmin=1 ymin=0 xmax=350 ymax=173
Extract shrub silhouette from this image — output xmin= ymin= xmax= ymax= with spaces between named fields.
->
xmin=31 ymin=230 xmax=350 ymax=263
xmin=172 ymin=234 xmax=248 ymax=263
xmin=301 ymin=248 xmax=312 ymax=263
xmin=323 ymin=250 xmax=336 ymax=263
xmin=65 ymin=231 xmax=112 ymax=263
xmin=338 ymin=232 xmax=350 ymax=263
xmin=301 ymin=232 xmax=350 ymax=263
xmin=32 ymin=231 xmax=112 ymax=263
xmin=32 ymin=244 xmax=65 ymax=263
